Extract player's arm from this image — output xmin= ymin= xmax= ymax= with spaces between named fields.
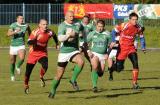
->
xmin=27 ymin=30 xmax=38 ymax=45
xmin=58 ymin=24 xmax=74 ymax=42
xmin=86 ymin=32 xmax=94 ymax=58
xmin=26 ymin=24 xmax=31 ymax=36
xmin=51 ymin=31 xmax=59 ymax=49
xmin=7 ymin=24 xmax=20 ymax=36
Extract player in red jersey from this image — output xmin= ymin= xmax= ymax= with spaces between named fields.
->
xmin=110 ymin=13 xmax=143 ymax=89
xmin=24 ymin=19 xmax=59 ymax=94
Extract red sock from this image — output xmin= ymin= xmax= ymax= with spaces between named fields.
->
xmin=132 ymin=69 xmax=139 ymax=84
xmin=40 ymin=68 xmax=45 ymax=78
xmin=24 ymin=76 xmax=29 ymax=87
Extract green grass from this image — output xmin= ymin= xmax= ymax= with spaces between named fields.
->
xmin=0 ymin=49 xmax=160 ymax=105
xmin=0 ymin=24 xmax=160 ymax=47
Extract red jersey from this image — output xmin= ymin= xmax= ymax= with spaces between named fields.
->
xmin=28 ymin=28 xmax=53 ymax=56
xmin=115 ymin=22 xmax=141 ymax=46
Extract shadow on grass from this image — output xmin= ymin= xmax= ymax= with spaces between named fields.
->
xmin=121 ymin=77 xmax=160 ymax=81
xmin=85 ymin=91 xmax=143 ymax=99
xmin=44 ymin=77 xmax=69 ymax=81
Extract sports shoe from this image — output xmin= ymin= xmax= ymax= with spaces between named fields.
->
xmin=109 ymin=74 xmax=113 ymax=81
xmin=48 ymin=92 xmax=55 ymax=98
xmin=133 ymin=83 xmax=140 ymax=89
xmin=92 ymin=87 xmax=98 ymax=93
xmin=40 ymin=78 xmax=45 ymax=87
xmin=16 ymin=66 xmax=21 ymax=75
xmin=69 ymin=80 xmax=79 ymax=91
xmin=11 ymin=76 xmax=15 ymax=81
xmin=24 ymin=85 xmax=29 ymax=94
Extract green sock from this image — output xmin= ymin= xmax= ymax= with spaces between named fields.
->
xmin=71 ymin=65 xmax=82 ymax=82
xmin=10 ymin=64 xmax=15 ymax=76
xmin=16 ymin=59 xmax=24 ymax=68
xmin=91 ymin=70 xmax=98 ymax=88
xmin=50 ymin=79 xmax=60 ymax=94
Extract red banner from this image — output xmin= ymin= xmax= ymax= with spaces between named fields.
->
xmin=64 ymin=4 xmax=113 ymax=19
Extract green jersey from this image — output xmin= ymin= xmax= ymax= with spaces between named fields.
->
xmin=79 ymin=22 xmax=95 ymax=42
xmin=58 ymin=21 xmax=81 ymax=53
xmin=9 ymin=22 xmax=28 ymax=46
xmin=87 ymin=30 xmax=111 ymax=54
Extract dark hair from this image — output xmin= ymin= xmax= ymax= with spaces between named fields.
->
xmin=96 ymin=20 xmax=105 ymax=26
xmin=129 ymin=12 xmax=138 ymax=19
xmin=83 ymin=15 xmax=90 ymax=19
xmin=16 ymin=14 xmax=23 ymax=18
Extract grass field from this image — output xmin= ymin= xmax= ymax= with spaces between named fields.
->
xmin=0 ymin=49 xmax=160 ymax=105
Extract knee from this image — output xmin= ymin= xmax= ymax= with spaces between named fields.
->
xmin=77 ymin=59 xmax=85 ymax=68
xmin=10 ymin=58 xmax=16 ymax=64
xmin=42 ymin=64 xmax=48 ymax=71
xmin=116 ymin=62 xmax=124 ymax=72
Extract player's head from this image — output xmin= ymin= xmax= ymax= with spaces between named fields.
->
xmin=96 ymin=20 xmax=105 ymax=32
xmin=39 ymin=19 xmax=48 ymax=31
xmin=16 ymin=14 xmax=24 ymax=24
xmin=129 ymin=12 xmax=138 ymax=25
xmin=82 ymin=15 xmax=90 ymax=25
xmin=65 ymin=11 xmax=74 ymax=24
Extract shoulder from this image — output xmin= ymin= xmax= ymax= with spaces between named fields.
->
xmin=102 ymin=30 xmax=111 ymax=36
xmin=47 ymin=29 xmax=54 ymax=36
xmin=31 ymin=28 xmax=40 ymax=36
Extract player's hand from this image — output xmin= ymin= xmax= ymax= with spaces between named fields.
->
xmin=104 ymin=54 xmax=108 ymax=60
xmin=87 ymin=50 xmax=94 ymax=59
xmin=55 ymin=44 xmax=60 ymax=50
xmin=110 ymin=42 xmax=116 ymax=48
xmin=14 ymin=28 xmax=21 ymax=34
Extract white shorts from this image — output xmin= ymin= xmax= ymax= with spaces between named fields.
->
xmin=108 ymin=49 xmax=118 ymax=59
xmin=9 ymin=45 xmax=25 ymax=55
xmin=58 ymin=50 xmax=80 ymax=63
xmin=134 ymin=40 xmax=138 ymax=49
xmin=92 ymin=52 xmax=106 ymax=64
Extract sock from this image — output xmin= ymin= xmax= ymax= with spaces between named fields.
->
xmin=16 ymin=59 xmax=24 ymax=68
xmin=24 ymin=76 xmax=29 ymax=87
xmin=40 ymin=68 xmax=45 ymax=78
xmin=132 ymin=69 xmax=139 ymax=84
xmin=10 ymin=64 xmax=15 ymax=76
xmin=91 ymin=70 xmax=98 ymax=88
xmin=71 ymin=65 xmax=82 ymax=82
xmin=50 ymin=79 xmax=60 ymax=94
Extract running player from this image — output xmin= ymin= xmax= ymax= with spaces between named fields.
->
xmin=48 ymin=11 xmax=84 ymax=98
xmin=87 ymin=20 xmax=111 ymax=92
xmin=79 ymin=15 xmax=95 ymax=64
xmin=7 ymin=14 xmax=31 ymax=81
xmin=110 ymin=13 xmax=143 ymax=89
xmin=24 ymin=19 xmax=59 ymax=94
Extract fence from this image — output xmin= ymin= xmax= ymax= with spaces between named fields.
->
xmin=0 ymin=3 xmax=64 ymax=25
xmin=0 ymin=4 xmax=160 ymax=26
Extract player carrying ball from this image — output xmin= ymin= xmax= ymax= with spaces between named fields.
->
xmin=48 ymin=11 xmax=84 ymax=98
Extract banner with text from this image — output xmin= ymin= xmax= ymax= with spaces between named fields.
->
xmin=114 ymin=4 xmax=134 ymax=19
xmin=64 ymin=4 xmax=113 ymax=19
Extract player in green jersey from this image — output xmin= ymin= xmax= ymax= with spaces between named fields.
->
xmin=7 ymin=14 xmax=31 ymax=81
xmin=48 ymin=11 xmax=84 ymax=98
xmin=87 ymin=20 xmax=111 ymax=92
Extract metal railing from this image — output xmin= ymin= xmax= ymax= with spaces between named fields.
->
xmin=0 ymin=3 xmax=64 ymax=25
xmin=0 ymin=3 xmax=160 ymax=26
